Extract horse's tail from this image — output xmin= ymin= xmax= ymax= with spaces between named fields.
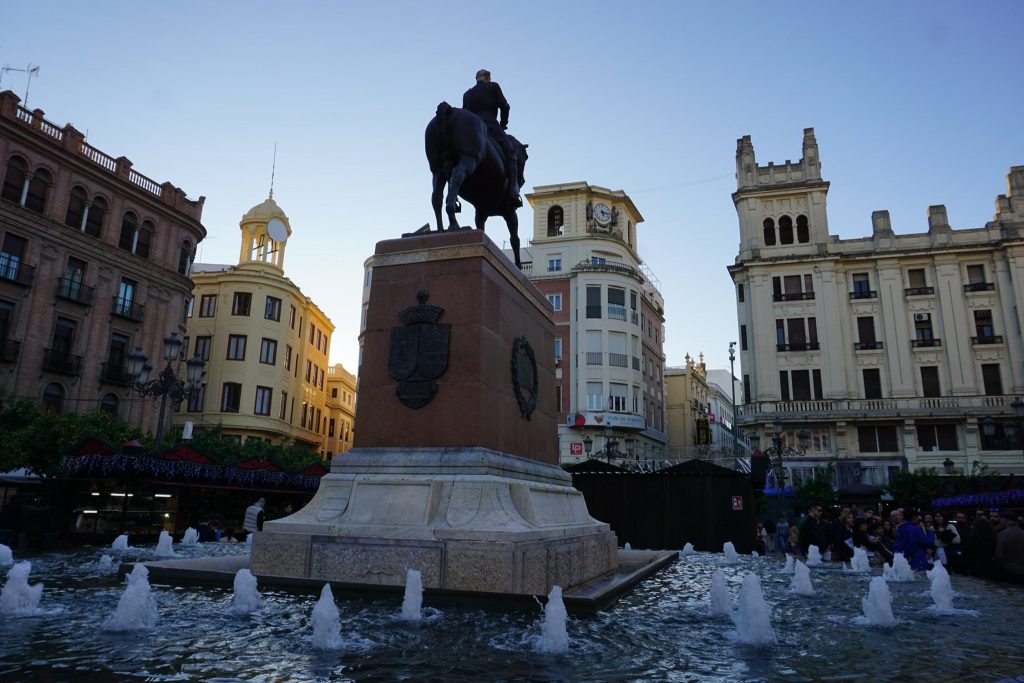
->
xmin=434 ymin=101 xmax=456 ymax=177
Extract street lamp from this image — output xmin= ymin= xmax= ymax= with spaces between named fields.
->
xmin=624 ymin=435 xmax=635 ymax=461
xmin=943 ymin=457 xmax=956 ymax=475
xmin=583 ymin=435 xmax=593 ymax=459
xmin=127 ymin=333 xmax=205 ymax=453
xmin=605 ymin=431 xmax=619 ymax=463
xmin=729 ymin=341 xmax=738 ymax=461
xmin=981 ymin=398 xmax=1024 ymax=470
xmin=761 ymin=418 xmax=807 ymax=522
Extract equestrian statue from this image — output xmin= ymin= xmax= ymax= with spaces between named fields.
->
xmin=425 ymin=69 xmax=529 ymax=268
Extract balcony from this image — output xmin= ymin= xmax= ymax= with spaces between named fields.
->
xmin=607 ymin=304 xmax=627 ymax=321
xmin=632 ymin=356 xmax=641 ymax=371
xmin=972 ymin=335 xmax=1004 ymax=345
xmin=905 ymin=286 xmax=934 ymax=296
xmin=854 ymin=341 xmax=884 ymax=350
xmin=0 ymin=258 xmax=35 ymax=287
xmin=776 ymin=342 xmax=820 ymax=352
xmin=586 ymin=352 xmax=603 ymax=365
xmin=56 ymin=277 xmax=94 ymax=305
xmin=911 ymin=338 xmax=942 ymax=348
xmin=849 ymin=290 xmax=878 ymax=300
xmin=963 ymin=282 xmax=995 ymax=293
xmin=772 ymin=292 xmax=815 ymax=302
xmin=112 ymin=296 xmax=144 ymax=322
xmin=631 ymin=311 xmax=639 ymax=325
xmin=0 ymin=338 xmax=20 ymax=362
xmin=100 ymin=362 xmax=134 ymax=386
xmin=42 ymin=348 xmax=83 ymax=376
xmin=571 ymin=258 xmax=645 ymax=284
xmin=585 ymin=305 xmax=602 ymax=319
xmin=608 ymin=352 xmax=629 ymax=368
xmin=737 ymin=394 xmax=1019 ymax=423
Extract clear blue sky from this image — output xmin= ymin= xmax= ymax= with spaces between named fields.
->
xmin=5 ymin=2 xmax=1022 ymax=374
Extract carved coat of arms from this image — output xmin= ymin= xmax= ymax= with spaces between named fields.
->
xmin=510 ymin=336 xmax=538 ymax=420
xmin=387 ymin=290 xmax=450 ymax=409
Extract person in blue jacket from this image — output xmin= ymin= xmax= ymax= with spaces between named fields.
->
xmin=894 ymin=509 xmax=935 ymax=570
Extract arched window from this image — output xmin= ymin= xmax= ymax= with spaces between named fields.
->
xmin=119 ymin=212 xmax=138 ymax=250
xmin=762 ymin=218 xmax=776 ymax=246
xmin=84 ymin=196 xmax=106 ymax=237
xmin=136 ymin=220 xmax=154 ymax=258
xmin=42 ymin=382 xmax=64 ymax=414
xmin=178 ymin=240 xmax=193 ymax=275
xmin=796 ymin=214 xmax=809 ymax=243
xmin=778 ymin=215 xmax=794 ymax=245
xmin=24 ymin=168 xmax=51 ymax=213
xmin=2 ymin=156 xmax=29 ymax=204
xmin=65 ymin=186 xmax=88 ymax=229
xmin=100 ymin=393 xmax=120 ymax=416
xmin=119 ymin=213 xmax=152 ymax=257
xmin=547 ymin=206 xmax=564 ymax=237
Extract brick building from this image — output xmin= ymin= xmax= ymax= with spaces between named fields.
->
xmin=0 ymin=90 xmax=206 ymax=433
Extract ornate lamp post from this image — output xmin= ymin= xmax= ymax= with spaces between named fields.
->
xmin=583 ymin=435 xmax=593 ymax=460
xmin=126 ymin=333 xmax=205 ymax=453
xmin=761 ymin=417 xmax=809 ymax=521
xmin=728 ymin=341 xmax=738 ymax=461
xmin=981 ymin=398 xmax=1024 ymax=472
xmin=605 ymin=431 xmax=619 ymax=463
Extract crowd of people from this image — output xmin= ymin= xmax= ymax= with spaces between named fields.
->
xmin=756 ymin=503 xmax=1024 ymax=584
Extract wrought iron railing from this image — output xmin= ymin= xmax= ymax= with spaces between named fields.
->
xmin=56 ymin=277 xmax=94 ymax=305
xmin=112 ymin=296 xmax=144 ymax=322
xmin=0 ymin=339 xmax=21 ymax=362
xmin=42 ymin=348 xmax=83 ymax=375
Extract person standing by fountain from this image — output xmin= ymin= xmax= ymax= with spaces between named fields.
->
xmin=994 ymin=511 xmax=1024 ymax=584
xmin=775 ymin=516 xmax=789 ymax=557
xmin=798 ymin=504 xmax=825 ymax=559
xmin=243 ymin=498 xmax=265 ymax=537
xmin=932 ymin=511 xmax=960 ymax=567
xmin=894 ymin=510 xmax=934 ymax=571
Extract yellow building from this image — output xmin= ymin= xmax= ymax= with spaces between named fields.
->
xmin=665 ymin=353 xmax=712 ymax=459
xmin=184 ymin=196 xmax=334 ymax=456
xmin=325 ymin=363 xmax=356 ymax=458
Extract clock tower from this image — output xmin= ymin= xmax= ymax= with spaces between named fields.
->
xmin=523 ymin=181 xmax=668 ymax=466
xmin=238 ymin=196 xmax=292 ymax=273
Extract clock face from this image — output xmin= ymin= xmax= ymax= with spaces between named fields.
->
xmin=594 ymin=203 xmax=612 ymax=224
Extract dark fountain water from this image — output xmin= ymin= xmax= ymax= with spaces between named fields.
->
xmin=2 ymin=542 xmax=1024 ymax=682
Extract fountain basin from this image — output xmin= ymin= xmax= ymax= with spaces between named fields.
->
xmin=2 ymin=547 xmax=1023 ymax=681
xmin=131 ymin=547 xmax=676 ymax=615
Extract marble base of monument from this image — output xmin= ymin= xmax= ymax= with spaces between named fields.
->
xmin=250 ymin=447 xmax=618 ymax=595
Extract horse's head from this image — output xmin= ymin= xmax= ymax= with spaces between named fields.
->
xmin=510 ymin=136 xmax=529 ymax=189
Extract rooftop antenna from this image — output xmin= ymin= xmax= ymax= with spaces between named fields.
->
xmin=0 ymin=63 xmax=40 ymax=105
xmin=269 ymin=142 xmax=277 ymax=199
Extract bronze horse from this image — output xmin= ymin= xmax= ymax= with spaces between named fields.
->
xmin=425 ymin=101 xmax=528 ymax=268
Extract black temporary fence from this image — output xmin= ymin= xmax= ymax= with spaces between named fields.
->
xmin=568 ymin=459 xmax=755 ymax=553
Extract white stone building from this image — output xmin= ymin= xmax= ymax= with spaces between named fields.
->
xmin=729 ymin=128 xmax=1024 ymax=483
xmin=523 ymin=182 xmax=668 ymax=465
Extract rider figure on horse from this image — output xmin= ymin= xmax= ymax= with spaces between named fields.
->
xmin=463 ymin=69 xmax=521 ymax=207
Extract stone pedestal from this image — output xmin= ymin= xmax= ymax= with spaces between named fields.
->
xmin=250 ymin=230 xmax=617 ymax=595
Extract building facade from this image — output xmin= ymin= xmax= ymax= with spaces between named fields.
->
xmin=729 ymin=128 xmax=1024 ymax=482
xmin=0 ymin=90 xmax=205 ymax=433
xmin=523 ymin=182 xmax=667 ymax=465
xmin=665 ymin=354 xmax=711 ymax=456
xmin=325 ymin=363 xmax=356 ymax=458
xmin=185 ymin=197 xmax=335 ymax=457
